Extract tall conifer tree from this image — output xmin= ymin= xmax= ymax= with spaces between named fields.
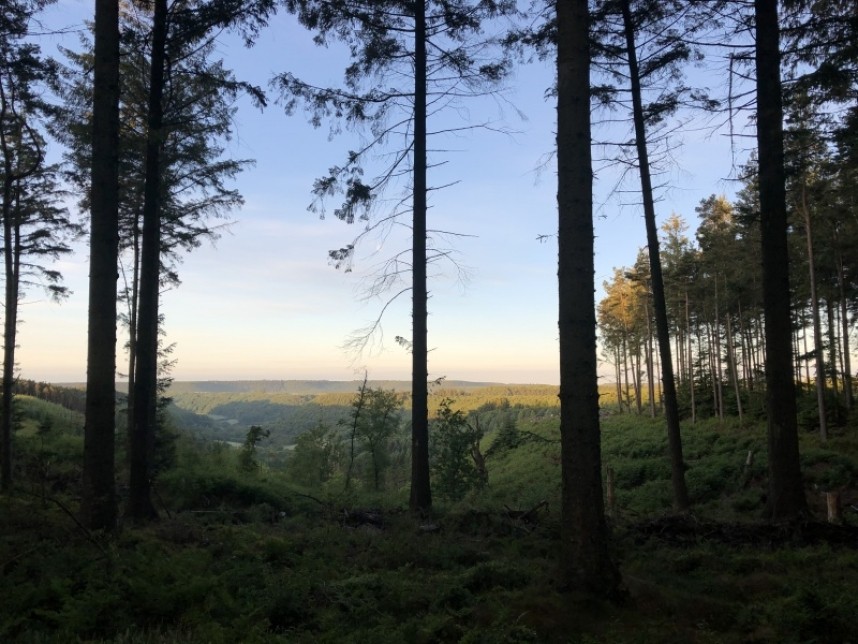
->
xmin=279 ymin=0 xmax=511 ymax=511
xmin=754 ymin=0 xmax=807 ymax=520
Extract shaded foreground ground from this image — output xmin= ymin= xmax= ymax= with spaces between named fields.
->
xmin=3 ymin=494 xmax=858 ymax=643
xmin=2 ymin=397 xmax=858 ymax=642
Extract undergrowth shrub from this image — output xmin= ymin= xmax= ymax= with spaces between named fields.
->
xmin=157 ymin=467 xmax=290 ymax=512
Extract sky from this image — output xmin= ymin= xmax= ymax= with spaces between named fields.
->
xmin=17 ymin=1 xmax=749 ymax=385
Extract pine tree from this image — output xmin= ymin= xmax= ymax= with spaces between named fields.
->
xmin=0 ymin=4 xmax=79 ymax=489
xmin=279 ymin=0 xmax=512 ymax=511
xmin=556 ymin=0 xmax=621 ymax=597
xmin=82 ymin=0 xmax=121 ymax=531
xmin=754 ymin=0 xmax=807 ymax=520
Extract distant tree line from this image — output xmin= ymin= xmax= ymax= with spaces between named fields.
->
xmin=12 ymin=380 xmax=87 ymax=415
xmin=599 ymin=170 xmax=858 ymax=432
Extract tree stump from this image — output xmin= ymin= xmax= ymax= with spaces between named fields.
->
xmin=826 ymin=491 xmax=842 ymax=524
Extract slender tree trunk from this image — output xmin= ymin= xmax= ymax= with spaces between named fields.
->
xmin=632 ymin=345 xmax=643 ymax=414
xmin=125 ymin=224 xmax=140 ymax=443
xmin=687 ymin=292 xmax=696 ymax=423
xmin=755 ymin=0 xmax=807 ymax=519
xmin=826 ymin=298 xmax=839 ymax=401
xmin=755 ymin=316 xmax=765 ymax=383
xmin=128 ymin=0 xmax=168 ymax=521
xmin=614 ymin=346 xmax=623 ymax=410
xmin=409 ymin=0 xmax=431 ymax=512
xmin=622 ymin=332 xmax=631 ymax=412
xmin=557 ymin=0 xmax=620 ymax=596
xmin=1 ymin=167 xmax=17 ymax=492
xmin=801 ymin=183 xmax=827 ymax=440
xmin=837 ymin=252 xmax=853 ymax=408
xmin=726 ymin=310 xmax=744 ymax=422
xmin=654 ymin=335 xmax=663 ymax=412
xmin=345 ymin=372 xmax=368 ymax=491
xmin=676 ymin=323 xmax=685 ymax=386
xmin=707 ymin=323 xmax=718 ymax=416
xmin=739 ymin=304 xmax=754 ymax=390
xmin=714 ymin=283 xmax=724 ymax=421
xmin=644 ymin=297 xmax=656 ymax=417
xmin=619 ymin=0 xmax=689 ymax=509
xmin=82 ymin=0 xmax=121 ymax=531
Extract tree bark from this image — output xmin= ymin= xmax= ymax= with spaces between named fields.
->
xmin=619 ymin=0 xmax=689 ymax=510
xmin=713 ymin=282 xmax=724 ymax=421
xmin=1 ymin=144 xmax=18 ymax=492
xmin=127 ymin=0 xmax=169 ymax=521
xmin=687 ymin=291 xmax=696 ymax=423
xmin=643 ymin=295 xmax=655 ymax=417
xmin=837 ymin=251 xmax=853 ymax=408
xmin=614 ymin=347 xmax=622 ymax=410
xmin=755 ymin=0 xmax=807 ymax=520
xmin=800 ymin=182 xmax=827 ymax=440
xmin=125 ymin=224 xmax=140 ymax=447
xmin=826 ymin=298 xmax=839 ymax=401
xmin=557 ymin=0 xmax=621 ymax=596
xmin=409 ymin=0 xmax=431 ymax=512
xmin=726 ymin=309 xmax=744 ymax=422
xmin=82 ymin=0 xmax=121 ymax=531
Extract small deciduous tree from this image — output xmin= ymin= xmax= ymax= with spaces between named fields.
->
xmin=288 ymin=420 xmax=343 ymax=487
xmin=355 ymin=387 xmax=402 ymax=491
xmin=239 ymin=425 xmax=271 ymax=472
xmin=431 ymin=399 xmax=484 ymax=501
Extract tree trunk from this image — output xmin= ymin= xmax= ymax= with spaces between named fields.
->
xmin=409 ymin=0 xmax=431 ymax=512
xmin=632 ymin=345 xmax=643 ymax=414
xmin=739 ymin=304 xmax=754 ymax=391
xmin=755 ymin=0 xmax=807 ymax=520
xmin=619 ymin=0 xmax=689 ymax=510
xmin=643 ymin=295 xmax=655 ymax=417
xmin=127 ymin=0 xmax=168 ymax=521
xmin=557 ymin=0 xmax=621 ymax=596
xmin=621 ymin=332 xmax=631 ymax=412
xmin=687 ymin=291 xmax=696 ymax=423
xmin=713 ymin=282 xmax=724 ymax=421
xmin=1 ymin=159 xmax=17 ymax=492
xmin=726 ymin=310 xmax=744 ymax=422
xmin=82 ymin=0 xmax=121 ymax=531
xmin=837 ymin=251 xmax=853 ymax=408
xmin=676 ymin=321 xmax=685 ymax=386
xmin=707 ymin=323 xmax=718 ymax=417
xmin=125 ymin=223 xmax=140 ymax=445
xmin=614 ymin=347 xmax=623 ymax=410
xmin=801 ymin=317 xmax=811 ymax=388
xmin=801 ymin=182 xmax=827 ymax=440
xmin=826 ymin=298 xmax=839 ymax=401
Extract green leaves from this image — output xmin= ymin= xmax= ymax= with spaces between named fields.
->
xmin=431 ymin=398 xmax=484 ymax=501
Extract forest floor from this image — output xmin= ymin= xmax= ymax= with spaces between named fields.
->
xmin=2 ymin=399 xmax=858 ymax=642
xmin=4 ymin=496 xmax=858 ymax=643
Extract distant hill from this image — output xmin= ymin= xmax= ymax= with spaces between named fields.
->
xmin=161 ymin=380 xmax=563 ymax=448
xmin=55 ymin=379 xmax=513 ymax=395
xmin=163 ymin=379 xmax=507 ymax=395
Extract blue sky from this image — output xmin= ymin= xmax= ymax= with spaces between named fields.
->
xmin=17 ymin=1 xmax=747 ymax=385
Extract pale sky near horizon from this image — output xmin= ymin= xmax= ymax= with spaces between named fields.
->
xmin=16 ymin=1 xmax=748 ymax=386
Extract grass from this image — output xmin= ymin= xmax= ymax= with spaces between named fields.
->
xmin=1 ymin=396 xmax=858 ymax=642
